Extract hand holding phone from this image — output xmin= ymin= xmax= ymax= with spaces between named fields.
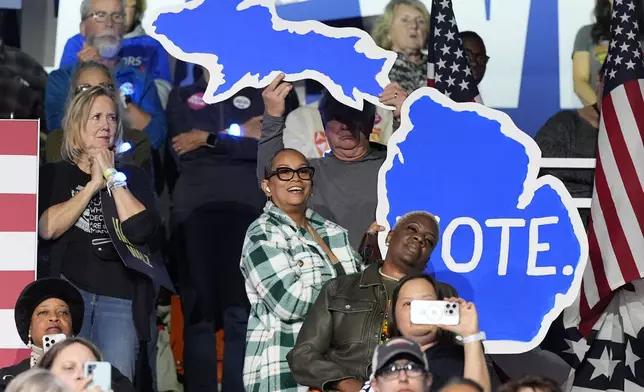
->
xmin=435 ymin=297 xmax=481 ymax=338
xmin=42 ymin=334 xmax=67 ymax=353
xmin=83 ymin=361 xmax=111 ymax=391
xmin=410 ymin=300 xmax=460 ymax=325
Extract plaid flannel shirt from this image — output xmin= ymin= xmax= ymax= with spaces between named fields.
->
xmin=240 ymin=201 xmax=363 ymax=392
xmin=0 ymin=41 xmax=48 ymax=129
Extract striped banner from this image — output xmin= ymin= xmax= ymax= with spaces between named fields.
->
xmin=0 ymin=120 xmax=39 ymax=368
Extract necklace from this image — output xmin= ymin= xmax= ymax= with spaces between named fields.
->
xmin=379 ymin=267 xmax=400 ymax=281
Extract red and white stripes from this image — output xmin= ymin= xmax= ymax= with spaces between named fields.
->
xmin=580 ymin=79 xmax=644 ymax=335
xmin=0 ymin=120 xmax=40 ymax=367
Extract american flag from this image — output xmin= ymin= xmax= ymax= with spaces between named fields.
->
xmin=579 ymin=0 xmax=644 ymax=337
xmin=0 ymin=120 xmax=39 ymax=367
xmin=540 ymin=1 xmax=644 ymax=390
xmin=426 ymin=0 xmax=481 ymax=103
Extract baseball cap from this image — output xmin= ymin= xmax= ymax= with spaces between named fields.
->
xmin=370 ymin=337 xmax=430 ymax=379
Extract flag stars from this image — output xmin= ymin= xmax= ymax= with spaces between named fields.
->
xmin=434 ymin=28 xmax=442 ymax=37
xmin=626 ymin=59 xmax=636 ymax=69
xmin=614 ymin=55 xmax=624 ymax=64
xmin=620 ymin=42 xmax=630 ymax=52
xmin=440 ymin=0 xmax=450 ymax=8
xmin=609 ymin=69 xmax=617 ymax=79
xmin=450 ymin=62 xmax=460 ymax=73
xmin=436 ymin=12 xmax=446 ymax=23
xmin=620 ymin=13 xmax=630 ymax=23
xmin=450 ymin=18 xmax=457 ymax=27
xmin=626 ymin=30 xmax=636 ymax=40
xmin=454 ymin=48 xmax=464 ymax=58
xmin=634 ymin=49 xmax=641 ymax=58
xmin=625 ymin=340 xmax=640 ymax=375
xmin=459 ymin=80 xmax=469 ymax=91
xmin=440 ymin=44 xmax=451 ymax=55
xmin=446 ymin=76 xmax=456 ymax=86
xmin=615 ymin=25 xmax=624 ymax=35
xmin=627 ymin=1 xmax=635 ymax=11
xmin=445 ymin=30 xmax=456 ymax=41
xmin=437 ymin=59 xmax=447 ymax=69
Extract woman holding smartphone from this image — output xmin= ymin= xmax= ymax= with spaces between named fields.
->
xmin=0 ymin=279 xmax=134 ymax=392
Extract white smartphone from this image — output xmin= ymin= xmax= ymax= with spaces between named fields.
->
xmin=42 ymin=334 xmax=67 ymax=353
xmin=410 ymin=300 xmax=460 ymax=325
xmin=84 ymin=361 xmax=111 ymax=391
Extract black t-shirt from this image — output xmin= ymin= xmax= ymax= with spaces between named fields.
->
xmin=38 ymin=162 xmax=135 ymax=299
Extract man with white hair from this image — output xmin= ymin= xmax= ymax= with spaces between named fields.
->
xmin=46 ymin=0 xmax=167 ymax=151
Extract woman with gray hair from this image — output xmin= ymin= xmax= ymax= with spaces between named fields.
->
xmin=372 ymin=0 xmax=431 ymax=94
xmin=5 ymin=369 xmax=69 ymax=392
xmin=37 ymin=85 xmax=164 ymax=382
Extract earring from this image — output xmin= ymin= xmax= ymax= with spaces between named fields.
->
xmin=266 ymin=187 xmax=271 ymax=193
xmin=27 ymin=331 xmax=32 ymax=349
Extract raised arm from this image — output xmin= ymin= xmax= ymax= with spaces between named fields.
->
xmin=240 ymin=224 xmax=324 ymax=322
xmin=439 ymin=298 xmax=491 ymax=392
xmin=257 ymin=73 xmax=291 ymax=181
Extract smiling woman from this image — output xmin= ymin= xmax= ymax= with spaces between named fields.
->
xmin=240 ymin=148 xmax=363 ymax=391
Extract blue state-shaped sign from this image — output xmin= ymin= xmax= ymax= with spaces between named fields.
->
xmin=143 ymin=0 xmax=397 ymax=110
xmin=377 ymin=88 xmax=588 ymax=354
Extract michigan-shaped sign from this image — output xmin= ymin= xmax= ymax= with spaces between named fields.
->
xmin=377 ymin=88 xmax=588 ymax=354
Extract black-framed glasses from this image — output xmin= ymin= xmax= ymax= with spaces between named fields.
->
xmin=74 ymin=83 xmax=115 ymax=95
xmin=465 ymin=49 xmax=490 ymax=65
xmin=376 ymin=363 xmax=427 ymax=380
xmin=269 ymin=167 xmax=315 ymax=181
xmin=85 ymin=11 xmax=125 ymax=24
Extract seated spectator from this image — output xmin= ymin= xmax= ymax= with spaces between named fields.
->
xmin=260 ymin=74 xmax=406 ymax=248
xmin=368 ymin=337 xmax=433 ymax=392
xmin=38 ymin=86 xmax=164 ymax=381
xmin=287 ymin=211 xmax=440 ymax=391
xmin=60 ymin=0 xmax=172 ymax=108
xmin=46 ymin=0 xmax=166 ymax=151
xmin=5 ymin=368 xmax=69 ymax=392
xmin=240 ymin=148 xmax=363 ymax=391
xmin=0 ymin=278 xmax=134 ymax=392
xmin=385 ymin=274 xmax=494 ymax=392
xmin=45 ymin=61 xmax=152 ymax=173
xmin=497 ymin=374 xmax=562 ymax=392
xmin=535 ymin=62 xmax=605 ymax=228
xmin=38 ymin=337 xmax=130 ymax=392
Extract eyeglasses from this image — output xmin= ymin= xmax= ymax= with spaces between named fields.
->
xmin=268 ymin=167 xmax=315 ymax=181
xmin=376 ymin=363 xmax=427 ymax=380
xmin=465 ymin=49 xmax=490 ymax=65
xmin=74 ymin=83 xmax=115 ymax=95
xmin=85 ymin=11 xmax=125 ymax=24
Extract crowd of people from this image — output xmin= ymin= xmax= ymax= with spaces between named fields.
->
xmin=0 ymin=0 xmax=617 ymax=391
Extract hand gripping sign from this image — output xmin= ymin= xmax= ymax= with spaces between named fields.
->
xmin=377 ymin=88 xmax=588 ymax=354
xmin=101 ymin=191 xmax=174 ymax=292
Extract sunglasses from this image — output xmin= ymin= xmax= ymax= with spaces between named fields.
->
xmin=268 ymin=167 xmax=315 ymax=181
xmin=74 ymin=83 xmax=115 ymax=95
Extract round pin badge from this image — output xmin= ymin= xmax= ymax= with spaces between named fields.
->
xmin=187 ymin=92 xmax=207 ymax=110
xmin=119 ymin=82 xmax=135 ymax=96
xmin=233 ymin=96 xmax=251 ymax=109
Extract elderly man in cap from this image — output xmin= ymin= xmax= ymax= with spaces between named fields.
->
xmin=0 ymin=278 xmax=134 ymax=392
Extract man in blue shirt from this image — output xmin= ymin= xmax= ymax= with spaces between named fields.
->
xmin=59 ymin=0 xmax=172 ymax=107
xmin=46 ymin=0 xmax=166 ymax=150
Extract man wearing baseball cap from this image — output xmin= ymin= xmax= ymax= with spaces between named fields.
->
xmin=369 ymin=337 xmax=432 ymax=392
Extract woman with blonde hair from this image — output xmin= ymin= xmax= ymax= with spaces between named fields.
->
xmin=5 ymin=368 xmax=69 ymax=392
xmin=372 ymin=0 xmax=430 ymax=94
xmin=37 ymin=85 xmax=164 ymax=382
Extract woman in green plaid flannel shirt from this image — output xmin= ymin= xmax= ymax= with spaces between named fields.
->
xmin=240 ymin=149 xmax=363 ymax=391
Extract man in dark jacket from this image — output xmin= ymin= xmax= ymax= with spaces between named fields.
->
xmin=287 ymin=211 xmax=441 ymax=391
xmin=167 ymin=66 xmax=299 ymax=392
